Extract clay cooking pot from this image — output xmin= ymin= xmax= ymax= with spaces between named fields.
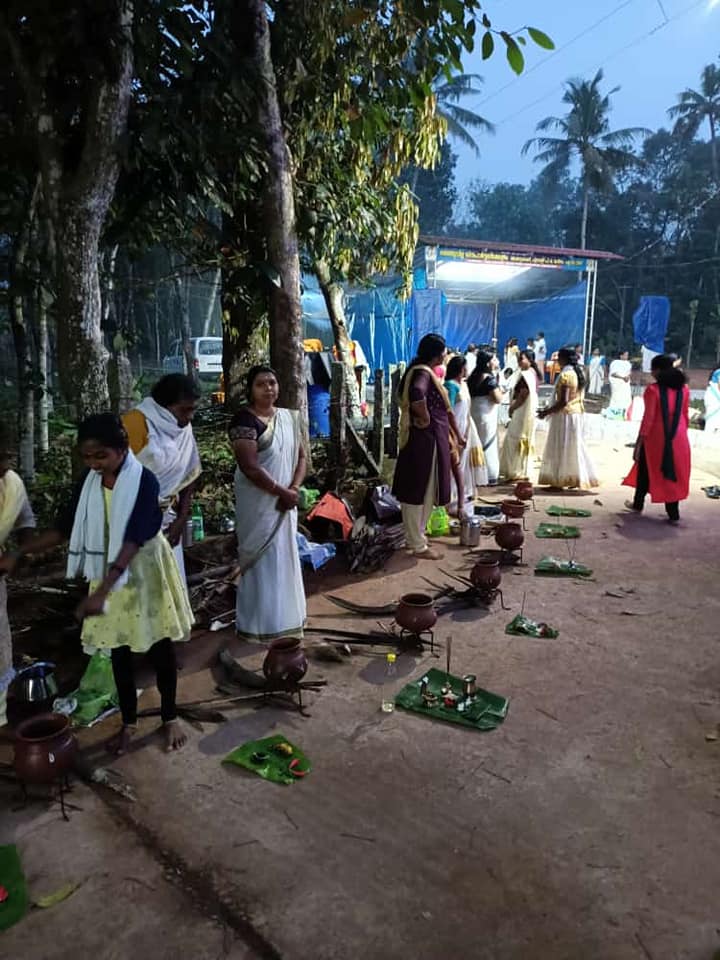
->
xmin=470 ymin=558 xmax=502 ymax=591
xmin=494 ymin=522 xmax=525 ymax=551
xmin=395 ymin=593 xmax=438 ymax=634
xmin=262 ymin=638 xmax=308 ymax=685
xmin=14 ymin=712 xmax=77 ymax=785
xmin=514 ymin=481 xmax=534 ymax=501
xmin=501 ymin=498 xmax=526 ymax=519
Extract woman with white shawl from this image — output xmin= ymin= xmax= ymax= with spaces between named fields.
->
xmin=1 ymin=414 xmax=193 ymax=753
xmin=469 ymin=351 xmax=504 ymax=485
xmin=445 ymin=356 xmax=488 ymax=515
xmin=229 ymin=366 xmax=307 ymax=642
xmin=123 ymin=374 xmax=202 ymax=583
xmin=499 ymin=350 xmax=539 ymax=482
xmin=0 ymin=427 xmax=36 ymax=726
xmin=588 ymin=348 xmax=605 ymax=395
xmin=607 ymin=350 xmax=633 ymax=419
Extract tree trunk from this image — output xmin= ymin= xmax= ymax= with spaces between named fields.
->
xmin=580 ymin=182 xmax=590 ymax=251
xmin=31 ymin=1 xmax=134 ymax=419
xmin=687 ymin=299 xmax=698 ymax=370
xmin=172 ymin=259 xmax=197 ymax=383
xmin=314 ymin=259 xmax=362 ymax=418
xmin=10 ymin=178 xmax=40 ymax=481
xmin=709 ymin=115 xmax=718 ymax=186
xmin=221 ymin=276 xmax=268 ymax=411
xmin=37 ymin=282 xmax=50 ymax=454
xmin=237 ymin=0 xmax=307 ymax=433
xmin=203 ymin=269 xmax=221 ymax=336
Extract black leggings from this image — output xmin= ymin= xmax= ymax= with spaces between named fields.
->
xmin=633 ymin=449 xmax=679 ymax=521
xmin=111 ymin=638 xmax=177 ymax=726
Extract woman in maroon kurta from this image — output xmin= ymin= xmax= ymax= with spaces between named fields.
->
xmin=393 ymin=334 xmax=460 ymax=558
xmin=623 ymin=355 xmax=690 ymax=524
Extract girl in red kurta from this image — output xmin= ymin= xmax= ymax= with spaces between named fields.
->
xmin=623 ymin=355 xmax=690 ymax=524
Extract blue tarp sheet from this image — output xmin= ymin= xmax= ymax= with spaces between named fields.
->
xmin=302 ymin=275 xmax=587 ymax=369
xmin=346 ymin=287 xmax=412 ymax=372
xmin=633 ymin=296 xmax=669 ymax=353
xmin=497 ymin=281 xmax=587 ymax=356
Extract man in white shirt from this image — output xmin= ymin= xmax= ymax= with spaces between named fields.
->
xmin=464 ymin=343 xmax=478 ymax=377
xmin=535 ymin=332 xmax=547 ymax=381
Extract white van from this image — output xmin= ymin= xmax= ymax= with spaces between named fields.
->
xmin=162 ymin=337 xmax=223 ymax=379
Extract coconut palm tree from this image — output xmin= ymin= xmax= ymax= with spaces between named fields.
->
xmin=522 ymin=69 xmax=647 ymax=249
xmin=668 ymin=61 xmax=720 ymax=184
xmin=434 ymin=74 xmax=495 ymax=154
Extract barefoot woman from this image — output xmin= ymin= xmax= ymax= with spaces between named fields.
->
xmin=1 ymin=414 xmax=193 ymax=753
xmin=229 ymin=366 xmax=307 ymax=642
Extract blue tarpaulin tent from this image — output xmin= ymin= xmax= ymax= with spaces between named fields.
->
xmin=633 ymin=296 xmax=670 ymax=353
xmin=301 ymin=238 xmax=618 ymax=369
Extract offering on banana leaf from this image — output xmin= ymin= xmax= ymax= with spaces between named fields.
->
xmin=545 ymin=505 xmax=592 ymax=518
xmin=535 ymin=522 xmax=580 ymax=539
xmin=534 ymin=556 xmax=593 ymax=578
xmin=505 ymin=614 xmax=559 ymax=638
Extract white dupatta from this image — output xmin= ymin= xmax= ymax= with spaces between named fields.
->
xmin=66 ymin=451 xmax=143 ymax=589
xmin=134 ymin=397 xmax=201 ymax=504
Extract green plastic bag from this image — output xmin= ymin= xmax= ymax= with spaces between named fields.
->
xmin=0 ymin=845 xmax=28 ymax=932
xmin=426 ymin=506 xmax=450 ymax=537
xmin=223 ymin=734 xmax=311 ymax=785
xmin=70 ymin=652 xmax=119 ymax=726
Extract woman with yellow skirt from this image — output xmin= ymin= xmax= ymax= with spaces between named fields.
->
xmin=0 ymin=414 xmax=193 ymax=754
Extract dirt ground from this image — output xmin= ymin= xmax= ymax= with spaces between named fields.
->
xmin=2 ymin=427 xmax=720 ymax=960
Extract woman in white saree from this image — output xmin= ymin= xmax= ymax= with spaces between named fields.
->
xmin=499 ymin=350 xmax=539 ymax=481
xmin=445 ymin=356 xmax=488 ymax=515
xmin=469 ymin=351 xmax=503 ymax=485
xmin=606 ymin=350 xmax=633 ymax=419
xmin=229 ymin=367 xmax=307 ymax=642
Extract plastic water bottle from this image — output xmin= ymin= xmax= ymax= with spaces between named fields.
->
xmin=381 ymin=652 xmax=397 ymax=713
xmin=192 ymin=503 xmax=205 ymax=542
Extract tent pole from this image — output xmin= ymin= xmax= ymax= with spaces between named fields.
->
xmin=587 ymin=260 xmax=598 ymax=356
xmin=582 ymin=266 xmax=592 ymax=358
xmin=492 ymin=301 xmax=499 ymax=349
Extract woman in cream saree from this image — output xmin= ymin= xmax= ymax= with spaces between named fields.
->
xmin=499 ymin=350 xmax=539 ymax=481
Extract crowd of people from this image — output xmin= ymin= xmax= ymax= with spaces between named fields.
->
xmin=0 ymin=369 xmax=309 ymax=753
xmin=392 ymin=333 xmax=605 ymax=557
xmin=0 ymin=342 xmax=697 ymax=745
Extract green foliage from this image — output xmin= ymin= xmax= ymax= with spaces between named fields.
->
xmin=403 ymin=142 xmax=458 ymax=235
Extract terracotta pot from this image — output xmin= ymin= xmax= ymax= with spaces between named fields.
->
xmin=495 ymin=522 xmax=525 ymax=551
xmin=262 ymin=638 xmax=308 ymax=685
xmin=395 ymin=593 xmax=438 ymax=634
xmin=501 ymin=499 xmax=526 ymax=519
xmin=14 ymin=713 xmax=77 ymax=785
xmin=514 ymin=481 xmax=534 ymax=501
xmin=470 ymin=559 xmax=502 ymax=591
